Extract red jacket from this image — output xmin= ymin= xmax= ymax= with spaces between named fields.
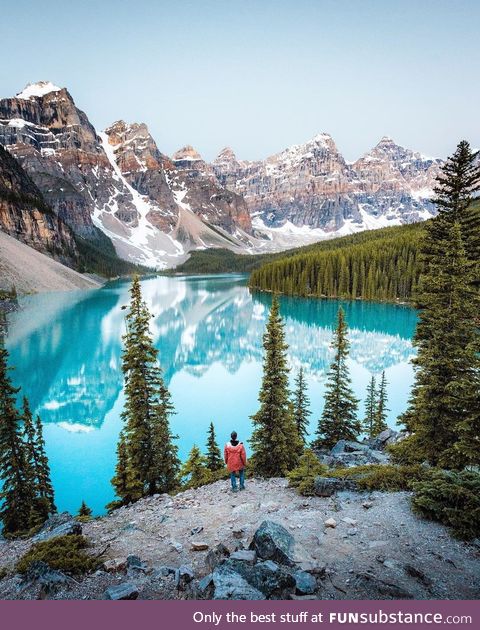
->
xmin=224 ymin=441 xmax=247 ymax=472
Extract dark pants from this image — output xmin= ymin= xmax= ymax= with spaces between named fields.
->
xmin=230 ymin=469 xmax=245 ymax=490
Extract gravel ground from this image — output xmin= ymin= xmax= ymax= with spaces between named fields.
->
xmin=0 ymin=478 xmax=478 ymax=600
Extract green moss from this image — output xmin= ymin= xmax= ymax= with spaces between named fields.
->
xmin=16 ymin=535 xmax=100 ymax=576
xmin=329 ymin=464 xmax=432 ymax=491
xmin=288 ymin=449 xmax=328 ymax=496
xmin=412 ymin=470 xmax=480 ymax=540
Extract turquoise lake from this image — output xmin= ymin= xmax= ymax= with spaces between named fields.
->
xmin=5 ymin=274 xmax=417 ymax=515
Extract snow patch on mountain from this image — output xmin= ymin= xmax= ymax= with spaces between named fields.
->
xmin=95 ymin=132 xmax=186 ymax=268
xmin=17 ymin=81 xmax=62 ymax=99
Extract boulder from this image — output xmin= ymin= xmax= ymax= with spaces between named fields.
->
xmin=331 ymin=440 xmax=370 ymax=455
xmin=104 ymin=582 xmax=139 ymax=600
xmin=324 ymin=518 xmax=337 ymax=529
xmin=214 ymin=557 xmax=295 ymax=599
xmin=294 ymin=570 xmax=317 ymax=595
xmin=314 ymin=477 xmax=358 ymax=497
xmin=249 ymin=521 xmax=295 ymax=566
xmin=367 ymin=429 xmax=403 ymax=451
xmin=33 ymin=515 xmax=82 ymax=542
xmin=212 ymin=564 xmax=265 ymax=600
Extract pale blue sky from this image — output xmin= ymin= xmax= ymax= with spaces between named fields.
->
xmin=1 ymin=0 xmax=478 ymax=161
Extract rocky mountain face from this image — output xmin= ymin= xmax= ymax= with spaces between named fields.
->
xmin=1 ymin=81 xmax=444 ymax=269
xmin=0 ymin=143 xmax=77 ymax=265
xmin=0 ymin=83 xmax=257 ymax=268
xmin=213 ymin=133 xmax=442 ymax=234
xmin=171 ymin=145 xmax=252 ymax=236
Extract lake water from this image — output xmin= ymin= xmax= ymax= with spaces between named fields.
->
xmin=5 ymin=274 xmax=417 ymax=515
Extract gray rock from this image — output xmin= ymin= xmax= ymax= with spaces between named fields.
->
xmin=206 ymin=543 xmax=230 ymax=571
xmin=230 ymin=550 xmax=257 ymax=564
xmin=33 ymin=516 xmax=82 ymax=542
xmin=249 ymin=520 xmax=295 ymax=566
xmin=126 ymin=555 xmax=147 ymax=572
xmin=367 ymin=429 xmax=402 ymax=451
xmin=294 ymin=570 xmax=317 ymax=595
xmin=331 ymin=440 xmax=370 ymax=455
xmin=191 ymin=526 xmax=204 ymax=536
xmin=212 ymin=564 xmax=266 ymax=600
xmin=24 ymin=561 xmax=69 ymax=595
xmin=225 ymin=558 xmax=296 ymax=598
xmin=198 ymin=573 xmax=214 ymax=596
xmin=314 ymin=477 xmax=358 ymax=497
xmin=104 ymin=582 xmax=139 ymax=600
xmin=175 ymin=565 xmax=195 ymax=589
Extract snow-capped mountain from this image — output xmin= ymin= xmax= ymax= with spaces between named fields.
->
xmin=213 ymin=133 xmax=442 ymax=236
xmin=0 ymin=81 xmax=444 ymax=268
xmin=0 ymin=82 xmax=259 ymax=267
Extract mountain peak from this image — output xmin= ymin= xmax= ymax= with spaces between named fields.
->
xmin=214 ymin=147 xmax=237 ymax=163
xmin=172 ymin=145 xmax=203 ymax=162
xmin=311 ymin=132 xmax=333 ymax=145
xmin=16 ymin=81 xmax=62 ymax=100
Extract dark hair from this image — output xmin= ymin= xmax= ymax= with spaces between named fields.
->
xmin=231 ymin=431 xmax=237 ymax=440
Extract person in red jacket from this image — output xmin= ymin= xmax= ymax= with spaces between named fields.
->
xmin=224 ymin=431 xmax=247 ymax=492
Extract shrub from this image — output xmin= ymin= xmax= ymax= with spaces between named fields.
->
xmin=412 ymin=470 xmax=480 ymax=540
xmin=288 ymin=449 xmax=328 ymax=496
xmin=16 ymin=535 xmax=100 ymax=576
xmin=329 ymin=464 xmax=432 ymax=491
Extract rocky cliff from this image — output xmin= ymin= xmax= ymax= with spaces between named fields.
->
xmin=0 ymin=143 xmax=77 ymax=265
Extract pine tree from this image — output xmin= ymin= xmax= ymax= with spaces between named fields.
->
xmin=111 ymin=276 xmax=180 ymax=505
xmin=292 ymin=367 xmax=311 ymax=446
xmin=110 ymin=431 xmax=136 ymax=506
xmin=205 ymin=422 xmax=223 ymax=472
xmin=78 ymin=500 xmax=92 ymax=518
xmin=373 ymin=371 xmax=389 ymax=436
xmin=22 ymin=397 xmax=56 ymax=523
xmin=396 ymin=142 xmax=480 ymax=468
xmin=180 ymin=445 xmax=212 ymax=489
xmin=313 ymin=307 xmax=360 ymax=449
xmin=0 ymin=342 xmax=34 ymax=535
xmin=363 ymin=375 xmax=377 ymax=438
xmin=249 ymin=296 xmax=301 ymax=476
